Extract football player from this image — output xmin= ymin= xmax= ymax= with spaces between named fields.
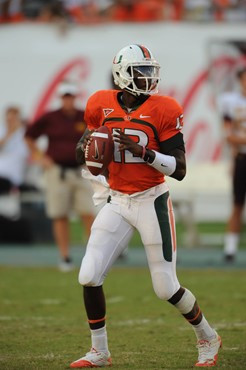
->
xmin=71 ymin=44 xmax=221 ymax=368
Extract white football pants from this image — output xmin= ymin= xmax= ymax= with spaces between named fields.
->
xmin=79 ymin=182 xmax=180 ymax=300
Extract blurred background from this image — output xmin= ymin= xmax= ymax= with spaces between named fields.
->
xmin=0 ymin=0 xmax=246 ymax=267
xmin=1 ymin=2 xmax=246 ymax=369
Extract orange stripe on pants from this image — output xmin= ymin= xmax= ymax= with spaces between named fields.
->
xmin=168 ymin=197 xmax=176 ymax=252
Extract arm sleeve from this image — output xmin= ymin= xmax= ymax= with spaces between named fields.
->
xmin=84 ymin=92 xmax=103 ymax=131
xmin=159 ymin=132 xmax=185 ymax=154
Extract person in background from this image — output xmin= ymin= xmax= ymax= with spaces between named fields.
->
xmin=184 ymin=0 xmax=211 ymax=21
xmin=0 ymin=0 xmax=24 ymax=23
xmin=218 ymin=67 xmax=246 ymax=262
xmin=25 ymin=81 xmax=95 ymax=272
xmin=0 ymin=106 xmax=28 ymax=194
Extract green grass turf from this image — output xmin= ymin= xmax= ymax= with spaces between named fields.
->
xmin=0 ymin=267 xmax=245 ymax=369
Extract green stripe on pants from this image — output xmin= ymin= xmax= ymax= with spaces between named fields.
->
xmin=154 ymin=192 xmax=172 ymax=262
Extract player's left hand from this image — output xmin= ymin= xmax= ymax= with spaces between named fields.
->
xmin=113 ymin=130 xmax=142 ymax=157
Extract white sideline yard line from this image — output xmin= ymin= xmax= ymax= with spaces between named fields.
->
xmin=0 ymin=316 xmax=55 ymax=321
xmin=0 ymin=353 xmax=61 ymax=360
xmin=40 ymin=299 xmax=62 ymax=305
xmin=1 ymin=310 xmax=245 ymax=328
xmin=2 ymin=298 xmax=63 ymax=305
xmin=0 ymin=316 xmax=17 ymax=320
xmin=114 ymin=318 xmax=246 ymax=329
xmin=107 ymin=296 xmax=124 ymax=303
xmin=41 ymin=353 xmax=55 ymax=359
xmin=2 ymin=299 xmax=15 ymax=304
xmin=114 ymin=317 xmax=166 ymax=326
xmin=114 ymin=318 xmax=151 ymax=326
xmin=214 ymin=322 xmax=246 ymax=329
xmin=180 ymin=322 xmax=246 ymax=330
xmin=122 ymin=351 xmax=143 ymax=355
xmin=223 ymin=347 xmax=239 ymax=351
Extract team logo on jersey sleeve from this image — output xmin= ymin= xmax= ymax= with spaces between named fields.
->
xmin=176 ymin=114 xmax=184 ymax=130
xmin=103 ymin=108 xmax=114 ymax=117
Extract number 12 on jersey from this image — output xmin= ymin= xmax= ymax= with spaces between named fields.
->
xmin=113 ymin=128 xmax=148 ymax=164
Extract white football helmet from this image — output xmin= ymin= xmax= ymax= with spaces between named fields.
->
xmin=112 ymin=44 xmax=160 ymax=96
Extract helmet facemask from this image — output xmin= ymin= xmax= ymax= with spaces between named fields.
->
xmin=112 ymin=45 xmax=160 ymax=96
xmin=130 ymin=65 xmax=160 ymax=95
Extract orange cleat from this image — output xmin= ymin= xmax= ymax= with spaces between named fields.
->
xmin=195 ymin=333 xmax=222 ymax=367
xmin=70 ymin=348 xmax=112 ymax=368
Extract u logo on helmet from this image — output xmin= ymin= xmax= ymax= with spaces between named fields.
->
xmin=113 ymin=55 xmax=122 ymax=64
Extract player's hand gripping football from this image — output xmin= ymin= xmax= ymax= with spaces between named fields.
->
xmin=113 ymin=129 xmax=143 ymax=157
xmin=82 ymin=130 xmax=95 ymax=150
xmin=75 ymin=129 xmax=94 ymax=164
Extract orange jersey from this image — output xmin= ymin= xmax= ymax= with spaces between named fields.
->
xmin=85 ymin=90 xmax=184 ymax=194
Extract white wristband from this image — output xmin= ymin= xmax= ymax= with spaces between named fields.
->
xmin=147 ymin=150 xmax=176 ymax=176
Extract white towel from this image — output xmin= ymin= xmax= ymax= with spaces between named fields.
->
xmin=81 ymin=168 xmax=110 ymax=206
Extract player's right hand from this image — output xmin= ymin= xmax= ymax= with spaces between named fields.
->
xmin=76 ymin=129 xmax=94 ymax=164
xmin=82 ymin=131 xmax=94 ymax=149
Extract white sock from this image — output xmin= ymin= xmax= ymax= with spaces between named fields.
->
xmin=174 ymin=289 xmax=196 ymax=314
xmin=224 ymin=233 xmax=239 ymax=255
xmin=192 ymin=317 xmax=216 ymax=341
xmin=91 ymin=326 xmax=108 ymax=353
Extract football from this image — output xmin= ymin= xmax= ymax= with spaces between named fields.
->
xmin=85 ymin=125 xmax=114 ymax=176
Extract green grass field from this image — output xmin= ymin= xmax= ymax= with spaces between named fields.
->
xmin=0 ymin=267 xmax=246 ymax=369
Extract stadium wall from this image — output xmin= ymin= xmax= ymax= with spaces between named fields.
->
xmin=0 ymin=23 xmax=245 ymax=222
